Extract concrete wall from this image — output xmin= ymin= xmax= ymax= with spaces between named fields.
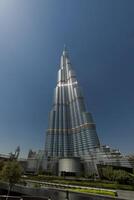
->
xmin=58 ymin=157 xmax=81 ymax=176
xmin=26 ymin=159 xmax=38 ymax=172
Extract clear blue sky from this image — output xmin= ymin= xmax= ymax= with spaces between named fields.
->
xmin=0 ymin=0 xmax=134 ymax=157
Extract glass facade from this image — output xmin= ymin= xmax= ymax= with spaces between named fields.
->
xmin=45 ymin=48 xmax=100 ymax=158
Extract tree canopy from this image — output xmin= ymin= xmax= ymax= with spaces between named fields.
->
xmin=101 ymin=166 xmax=134 ymax=184
xmin=1 ymin=161 xmax=22 ymax=185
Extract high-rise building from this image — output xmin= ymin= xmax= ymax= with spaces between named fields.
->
xmin=45 ymin=47 xmax=100 ymax=157
xmin=44 ymin=48 xmax=132 ymax=176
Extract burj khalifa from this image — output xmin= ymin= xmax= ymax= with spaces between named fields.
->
xmin=45 ymin=47 xmax=100 ymax=164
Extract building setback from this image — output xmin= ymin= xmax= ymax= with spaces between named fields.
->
xmin=44 ymin=48 xmax=132 ymax=176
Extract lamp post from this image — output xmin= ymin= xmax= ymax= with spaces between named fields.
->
xmin=65 ymin=190 xmax=69 ymax=200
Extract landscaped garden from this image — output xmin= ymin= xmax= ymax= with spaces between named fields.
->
xmin=23 ymin=166 xmax=134 ymax=191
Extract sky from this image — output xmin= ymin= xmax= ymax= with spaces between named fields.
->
xmin=0 ymin=0 xmax=134 ymax=157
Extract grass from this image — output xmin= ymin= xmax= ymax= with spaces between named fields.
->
xmin=23 ymin=175 xmax=134 ymax=191
xmin=69 ymin=188 xmax=117 ymax=197
xmin=45 ymin=179 xmax=134 ymax=191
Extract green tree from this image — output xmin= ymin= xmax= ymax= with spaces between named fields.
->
xmin=101 ymin=166 xmax=134 ymax=184
xmin=114 ymin=170 xmax=133 ymax=184
xmin=1 ymin=161 xmax=22 ymax=200
xmin=102 ymin=166 xmax=114 ymax=181
xmin=0 ymin=160 xmax=5 ymax=171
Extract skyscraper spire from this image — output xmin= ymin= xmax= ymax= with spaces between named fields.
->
xmin=60 ymin=45 xmax=70 ymax=69
xmin=63 ymin=44 xmax=66 ymax=53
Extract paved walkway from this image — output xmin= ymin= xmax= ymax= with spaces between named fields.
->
xmin=117 ymin=190 xmax=134 ymax=200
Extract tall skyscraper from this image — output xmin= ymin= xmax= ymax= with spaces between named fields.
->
xmin=44 ymin=48 xmax=132 ymax=176
xmin=45 ymin=47 xmax=100 ymax=158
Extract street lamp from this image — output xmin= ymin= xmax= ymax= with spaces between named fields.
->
xmin=65 ymin=191 xmax=69 ymax=200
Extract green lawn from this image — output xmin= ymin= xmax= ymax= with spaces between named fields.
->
xmin=23 ymin=175 xmax=134 ymax=191
xmin=70 ymin=188 xmax=117 ymax=197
